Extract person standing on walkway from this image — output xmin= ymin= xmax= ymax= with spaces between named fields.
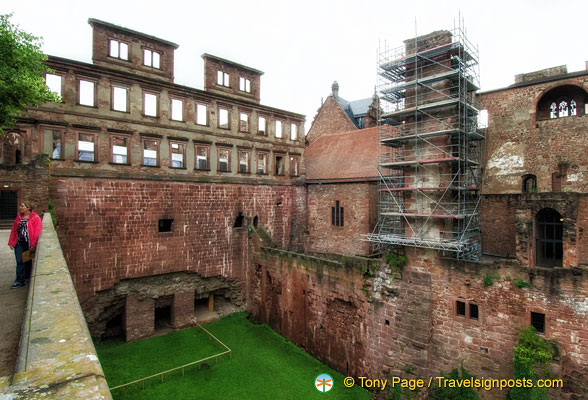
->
xmin=8 ymin=202 xmax=41 ymax=289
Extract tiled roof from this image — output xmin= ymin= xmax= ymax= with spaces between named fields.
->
xmin=333 ymin=96 xmax=373 ymax=128
xmin=305 ymin=127 xmax=379 ymax=182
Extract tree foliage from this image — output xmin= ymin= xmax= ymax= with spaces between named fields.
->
xmin=0 ymin=14 xmax=58 ymax=135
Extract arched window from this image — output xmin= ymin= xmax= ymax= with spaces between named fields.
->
xmin=536 ymin=208 xmax=563 ymax=267
xmin=536 ymin=85 xmax=587 ymax=121
xmin=522 ymin=174 xmax=537 ymax=193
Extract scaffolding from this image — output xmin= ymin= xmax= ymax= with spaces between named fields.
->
xmin=365 ymin=24 xmax=484 ymax=260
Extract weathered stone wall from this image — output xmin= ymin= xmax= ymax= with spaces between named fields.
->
xmin=306 ymin=96 xmax=358 ymax=144
xmin=0 ymin=155 xmax=50 ymax=217
xmin=480 ymin=195 xmax=517 ymax=257
xmin=307 ymin=182 xmax=377 ymax=256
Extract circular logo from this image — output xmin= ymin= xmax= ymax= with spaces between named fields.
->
xmin=315 ymin=373 xmax=334 ymax=393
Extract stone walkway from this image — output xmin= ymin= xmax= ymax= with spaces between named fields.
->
xmin=0 ymin=229 xmax=27 ymax=378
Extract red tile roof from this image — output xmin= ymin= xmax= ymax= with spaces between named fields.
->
xmin=305 ymin=127 xmax=379 ymax=182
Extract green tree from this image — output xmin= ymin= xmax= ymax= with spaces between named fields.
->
xmin=0 ymin=14 xmax=58 ymax=135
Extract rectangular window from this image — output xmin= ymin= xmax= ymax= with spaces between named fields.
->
xmin=258 ymin=116 xmax=266 ymax=135
xmin=331 ymin=200 xmax=344 ymax=227
xmin=112 ymin=136 xmax=128 ymax=164
xmin=275 ymin=155 xmax=284 ymax=175
xmin=290 ymin=123 xmax=298 ymax=141
xmin=45 ymin=74 xmax=62 ymax=98
xmin=143 ymin=139 xmax=159 ymax=166
xmin=218 ymin=148 xmax=230 ymax=172
xmin=170 ymin=142 xmax=185 ymax=168
xmin=219 ymin=107 xmax=229 ymax=129
xmin=239 ymin=112 xmax=249 ymax=132
xmin=531 ymin=312 xmax=545 ymax=334
xmin=158 ymin=219 xmax=173 ymax=233
xmin=257 ymin=152 xmax=268 ymax=174
xmin=143 ymin=49 xmax=160 ymax=69
xmin=456 ymin=301 xmax=466 ymax=317
xmin=144 ymin=92 xmax=158 ymax=117
xmin=217 ymin=71 xmax=230 ymax=87
xmin=79 ymin=80 xmax=95 ymax=107
xmin=109 ymin=39 xmax=128 ymax=60
xmin=275 ymin=120 xmax=283 ymax=138
xmin=78 ymin=133 xmax=96 ymax=161
xmin=171 ymin=99 xmax=183 ymax=121
xmin=112 ymin=86 xmax=128 ymax=112
xmin=469 ymin=304 xmax=479 ymax=320
xmin=45 ymin=129 xmax=63 ymax=159
xmin=290 ymin=155 xmax=300 ymax=177
xmin=195 ymin=145 xmax=209 ymax=170
xmin=239 ymin=77 xmax=251 ymax=92
xmin=239 ymin=150 xmax=250 ymax=173
xmin=196 ymin=104 xmax=208 ymax=125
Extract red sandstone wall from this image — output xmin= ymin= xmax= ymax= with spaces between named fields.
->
xmin=306 ymin=97 xmax=358 ymax=144
xmin=50 ymin=177 xmax=304 ymax=308
xmin=480 ymin=195 xmax=517 ymax=257
xmin=307 ymin=183 xmax=375 ymax=256
xmin=0 ymin=156 xmax=50 ymax=218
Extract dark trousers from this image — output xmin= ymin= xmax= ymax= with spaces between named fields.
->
xmin=14 ymin=242 xmax=31 ymax=284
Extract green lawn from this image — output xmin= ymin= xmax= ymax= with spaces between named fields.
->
xmin=95 ymin=312 xmax=371 ymax=400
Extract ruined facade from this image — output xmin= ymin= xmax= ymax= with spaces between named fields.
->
xmin=1 ymin=20 xmax=588 ymax=399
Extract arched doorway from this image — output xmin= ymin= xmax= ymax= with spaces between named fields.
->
xmin=536 ymin=208 xmax=563 ymax=267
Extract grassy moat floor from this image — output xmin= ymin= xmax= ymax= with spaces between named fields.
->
xmin=95 ymin=312 xmax=371 ymax=399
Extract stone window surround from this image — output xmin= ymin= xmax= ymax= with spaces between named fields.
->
xmin=453 ymin=299 xmax=480 ymax=325
xmin=238 ymin=147 xmax=251 ymax=174
xmin=168 ymin=138 xmax=188 ymax=169
xmin=140 ymin=134 xmax=161 ymax=167
xmin=108 ymin=132 xmax=132 ymax=165
xmin=40 ymin=125 xmax=65 ymax=161
xmin=110 ymin=82 xmax=131 ymax=113
xmin=169 ymin=95 xmax=186 ymax=122
xmin=107 ymin=38 xmax=130 ymax=62
xmin=217 ymin=145 xmax=232 ymax=173
xmin=75 ymin=129 xmax=99 ymax=163
xmin=194 ymin=142 xmax=211 ymax=171
xmin=76 ymin=76 xmax=98 ymax=108
xmin=142 ymin=89 xmax=160 ymax=118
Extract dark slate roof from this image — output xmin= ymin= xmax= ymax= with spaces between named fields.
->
xmin=305 ymin=127 xmax=379 ymax=182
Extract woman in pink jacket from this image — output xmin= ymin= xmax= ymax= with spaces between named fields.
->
xmin=8 ymin=202 xmax=42 ymax=288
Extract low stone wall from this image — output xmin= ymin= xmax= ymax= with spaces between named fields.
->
xmin=1 ymin=214 xmax=112 ymax=399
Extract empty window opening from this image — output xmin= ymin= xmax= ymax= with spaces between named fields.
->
xmin=144 ymin=93 xmax=158 ymax=117
xmin=219 ymin=108 xmax=229 ymax=129
xmin=78 ymin=133 xmax=95 ymax=161
xmin=143 ymin=49 xmax=160 ymax=68
xmin=456 ymin=300 xmax=466 ymax=316
xmin=234 ymin=212 xmax=244 ymax=228
xmin=143 ymin=140 xmax=158 ymax=166
xmin=15 ymin=149 xmax=21 ymax=165
xmin=240 ymin=112 xmax=249 ymax=132
xmin=275 ymin=120 xmax=283 ymax=138
xmin=469 ymin=304 xmax=479 ymax=320
xmin=109 ymin=39 xmax=128 ymax=60
xmin=79 ymin=80 xmax=95 ymax=107
xmin=112 ymin=137 xmax=128 ymax=164
xmin=258 ymin=116 xmax=266 ymax=135
xmin=112 ymin=86 xmax=128 ymax=112
xmin=239 ymin=151 xmax=250 ymax=173
xmin=171 ymin=99 xmax=183 ymax=121
xmin=171 ymin=142 xmax=185 ymax=168
xmin=537 ymin=85 xmax=587 ymax=120
xmin=290 ymin=156 xmax=300 ymax=176
xmin=217 ymin=71 xmax=230 ymax=87
xmin=253 ymin=216 xmax=259 ymax=227
xmin=194 ymin=294 xmax=215 ymax=315
xmin=385 ymin=319 xmax=390 ymax=326
xmin=196 ymin=104 xmax=208 ymax=125
xmin=536 ymin=208 xmax=563 ymax=267
xmin=257 ymin=153 xmax=268 ymax=174
xmin=239 ymin=77 xmax=251 ymax=92
xmin=154 ymin=302 xmax=172 ymax=331
xmin=158 ymin=218 xmax=173 ymax=232
xmin=331 ymin=200 xmax=344 ymax=227
xmin=290 ymin=123 xmax=298 ymax=140
xmin=45 ymin=74 xmax=62 ymax=97
xmin=522 ymin=174 xmax=537 ymax=193
xmin=275 ymin=155 xmax=284 ymax=175
xmin=531 ymin=312 xmax=545 ymax=334
xmin=103 ymin=313 xmax=124 ymax=340
xmin=195 ymin=145 xmax=209 ymax=170
xmin=218 ymin=148 xmax=230 ymax=172
xmin=46 ymin=129 xmax=62 ymax=159
xmin=478 ymin=109 xmax=488 ymax=128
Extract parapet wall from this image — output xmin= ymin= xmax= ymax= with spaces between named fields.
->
xmin=4 ymin=214 xmax=111 ymax=399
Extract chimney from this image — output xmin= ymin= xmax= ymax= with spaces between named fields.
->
xmin=331 ymin=81 xmax=339 ymax=98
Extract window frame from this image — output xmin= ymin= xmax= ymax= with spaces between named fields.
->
xmin=238 ymin=148 xmax=251 ymax=174
xmin=45 ymin=72 xmax=64 ymax=100
xmin=239 ymin=77 xmax=251 ymax=93
xmin=239 ymin=111 xmax=250 ymax=133
xmin=169 ymin=140 xmax=187 ymax=169
xmin=109 ymin=133 xmax=131 ymax=165
xmin=218 ymin=106 xmax=230 ymax=130
xmin=290 ymin=123 xmax=299 ymax=141
xmin=77 ymin=78 xmax=97 ymax=107
xmin=111 ymin=83 xmax=130 ymax=113
xmin=196 ymin=103 xmax=209 ymax=126
xmin=258 ymin=115 xmax=267 ymax=136
xmin=76 ymin=130 xmax=98 ymax=162
xmin=289 ymin=155 xmax=300 ymax=177
xmin=141 ymin=136 xmax=161 ymax=167
xmin=108 ymin=38 xmax=129 ymax=61
xmin=256 ymin=151 xmax=268 ymax=175
xmin=275 ymin=120 xmax=283 ymax=138
xmin=194 ymin=143 xmax=210 ymax=171
xmin=217 ymin=146 xmax=232 ymax=173
xmin=143 ymin=48 xmax=161 ymax=69
xmin=143 ymin=90 xmax=160 ymax=118
xmin=42 ymin=126 xmax=65 ymax=160
xmin=331 ymin=200 xmax=344 ymax=227
xmin=217 ymin=70 xmax=230 ymax=87
xmin=274 ymin=153 xmax=285 ymax=176
xmin=170 ymin=96 xmax=185 ymax=122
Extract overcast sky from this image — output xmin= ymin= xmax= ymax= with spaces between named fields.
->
xmin=5 ymin=1 xmax=587 ymax=133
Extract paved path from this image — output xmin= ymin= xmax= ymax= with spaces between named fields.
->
xmin=0 ymin=230 xmax=27 ymax=378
